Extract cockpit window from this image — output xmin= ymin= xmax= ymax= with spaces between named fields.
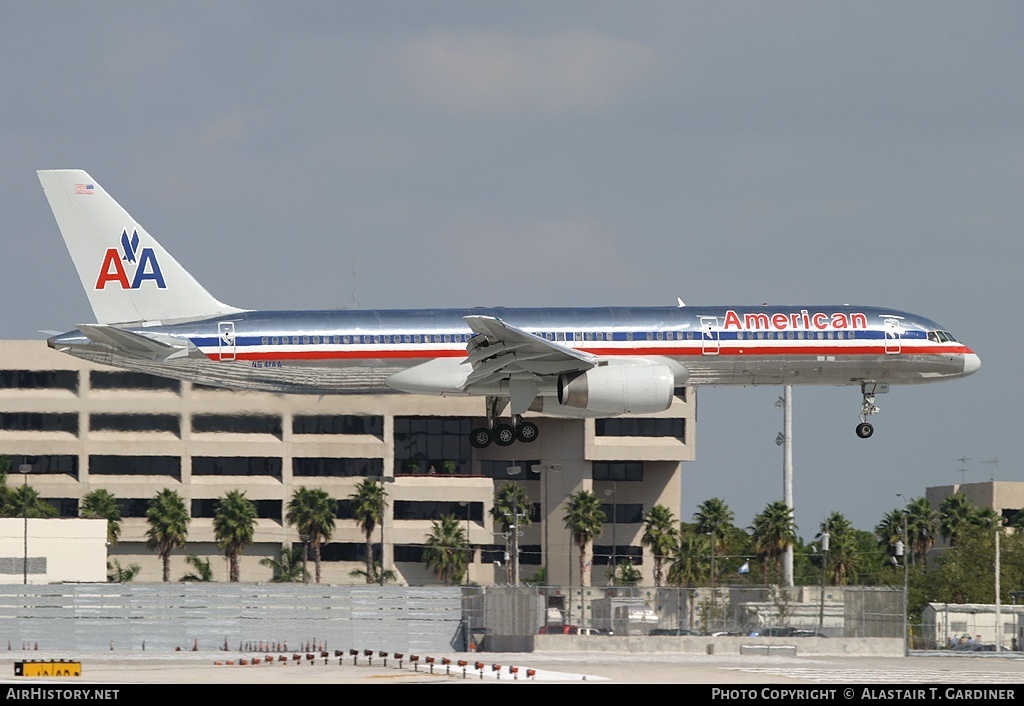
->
xmin=928 ymin=330 xmax=959 ymax=343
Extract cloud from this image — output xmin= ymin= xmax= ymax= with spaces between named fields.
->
xmin=392 ymin=28 xmax=654 ymax=117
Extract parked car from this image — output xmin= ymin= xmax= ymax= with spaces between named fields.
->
xmin=649 ymin=628 xmax=701 ymax=636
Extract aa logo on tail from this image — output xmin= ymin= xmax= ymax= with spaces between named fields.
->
xmin=95 ymin=229 xmax=166 ymax=290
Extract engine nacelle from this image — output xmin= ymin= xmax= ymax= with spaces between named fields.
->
xmin=557 ymin=363 xmax=674 ymax=415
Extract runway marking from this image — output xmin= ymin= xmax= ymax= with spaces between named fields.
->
xmin=727 ymin=667 xmax=1024 ymax=684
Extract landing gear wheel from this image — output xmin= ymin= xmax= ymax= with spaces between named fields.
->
xmin=494 ymin=424 xmax=517 ymax=447
xmin=470 ymin=427 xmax=493 ymax=448
xmin=856 ymin=422 xmax=874 ymax=439
xmin=517 ymin=421 xmax=539 ymax=443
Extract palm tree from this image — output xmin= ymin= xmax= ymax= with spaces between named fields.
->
xmin=348 ymin=562 xmax=398 ymax=585
xmin=693 ymin=497 xmax=734 ymax=555
xmin=490 ymin=482 xmax=532 ymax=585
xmin=145 ymin=488 xmax=190 ymax=582
xmin=349 ymin=479 xmax=387 ymax=583
xmin=423 ymin=514 xmax=467 ymax=585
xmin=286 ymin=486 xmax=337 ymax=583
xmin=641 ymin=505 xmax=677 ymax=587
xmin=667 ymin=529 xmax=711 ymax=586
xmin=904 ymin=497 xmax=938 ymax=565
xmin=260 ymin=547 xmax=307 ymax=583
xmin=5 ymin=485 xmax=57 ymax=518
xmin=214 ymin=490 xmax=257 ymax=582
xmin=106 ymin=559 xmax=141 ymax=583
xmin=875 ymin=508 xmax=906 ymax=560
xmin=939 ymin=493 xmax=975 ymax=547
xmin=563 ymin=490 xmax=605 ymax=587
xmin=750 ymin=500 xmax=796 ymax=582
xmin=80 ymin=489 xmax=122 ymax=545
xmin=817 ymin=512 xmax=858 ymax=585
xmin=180 ymin=554 xmax=213 ymax=582
xmin=613 ymin=560 xmax=642 ymax=586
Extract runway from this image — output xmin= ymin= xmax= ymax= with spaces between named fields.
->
xmin=2 ymin=650 xmax=1022 ymax=685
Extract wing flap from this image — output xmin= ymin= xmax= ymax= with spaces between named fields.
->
xmin=461 ymin=316 xmax=597 ymax=404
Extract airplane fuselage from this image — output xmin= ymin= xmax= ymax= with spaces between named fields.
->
xmin=49 ymin=303 xmax=978 ymax=396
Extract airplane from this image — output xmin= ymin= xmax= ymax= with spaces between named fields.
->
xmin=38 ymin=169 xmax=980 ymax=447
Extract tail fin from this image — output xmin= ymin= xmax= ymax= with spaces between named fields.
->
xmin=37 ymin=169 xmax=242 ymax=324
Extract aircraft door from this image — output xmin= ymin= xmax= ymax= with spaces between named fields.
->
xmin=700 ymin=316 xmax=720 ymax=355
xmin=883 ymin=318 xmax=901 ymax=355
xmin=218 ymin=321 xmax=237 ymax=361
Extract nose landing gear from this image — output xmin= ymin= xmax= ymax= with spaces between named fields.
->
xmin=856 ymin=381 xmax=888 ymax=439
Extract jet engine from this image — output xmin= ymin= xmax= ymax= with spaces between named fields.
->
xmin=556 ymin=363 xmax=674 ymax=415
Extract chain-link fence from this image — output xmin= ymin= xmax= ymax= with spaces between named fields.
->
xmin=462 ymin=584 xmax=905 ymax=642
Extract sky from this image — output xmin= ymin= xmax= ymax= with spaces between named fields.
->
xmin=1 ymin=1 xmax=1021 ymax=535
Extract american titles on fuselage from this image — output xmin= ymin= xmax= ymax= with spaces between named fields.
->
xmin=723 ymin=309 xmax=867 ymax=332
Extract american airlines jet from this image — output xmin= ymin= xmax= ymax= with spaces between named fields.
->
xmin=38 ymin=170 xmax=980 ymax=447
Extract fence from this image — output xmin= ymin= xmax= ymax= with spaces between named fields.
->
xmin=463 ymin=584 xmax=904 ymax=640
xmin=0 ymin=584 xmax=464 ymax=653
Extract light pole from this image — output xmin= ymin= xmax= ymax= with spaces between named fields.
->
xmin=707 ymin=531 xmax=716 ymax=632
xmin=377 ymin=476 xmax=395 ymax=586
xmin=994 ymin=516 xmax=1002 ymax=651
xmin=19 ymin=464 xmax=31 ymax=585
xmin=818 ymin=519 xmax=830 ymax=631
xmin=504 ymin=466 xmax=527 ymax=586
xmin=530 ymin=463 xmax=560 ymax=587
xmin=896 ymin=493 xmax=909 ymax=656
xmin=459 ymin=500 xmax=471 ymax=586
xmin=604 ymin=485 xmax=617 ymax=585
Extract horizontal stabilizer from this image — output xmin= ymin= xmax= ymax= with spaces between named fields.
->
xmin=77 ymin=324 xmax=189 ymax=362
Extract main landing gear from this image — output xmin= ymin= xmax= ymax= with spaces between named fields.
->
xmin=470 ymin=417 xmax=539 ymax=448
xmin=470 ymin=398 xmax=539 ymax=448
xmin=856 ymin=381 xmax=888 ymax=439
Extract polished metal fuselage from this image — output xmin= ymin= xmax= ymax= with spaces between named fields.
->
xmin=48 ymin=304 xmax=975 ymax=395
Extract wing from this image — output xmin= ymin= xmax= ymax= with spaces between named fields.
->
xmin=463 ymin=315 xmax=597 ymax=415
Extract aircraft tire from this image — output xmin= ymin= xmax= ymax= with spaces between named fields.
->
xmin=856 ymin=422 xmax=874 ymax=439
xmin=517 ymin=421 xmax=539 ymax=443
xmin=470 ymin=428 xmax=493 ymax=448
xmin=494 ymin=424 xmax=517 ymax=447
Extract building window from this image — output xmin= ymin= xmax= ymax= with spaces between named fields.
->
xmin=292 ymin=415 xmax=383 ymax=437
xmin=0 ymin=413 xmax=78 ymax=434
xmin=592 ymin=462 xmax=643 ymax=482
xmin=592 ymin=545 xmax=643 ymax=566
xmin=191 ymin=457 xmax=282 ymax=478
xmin=595 ymin=418 xmax=685 ymax=439
xmin=5 ymin=455 xmax=77 ymax=476
xmin=89 ymin=455 xmax=181 ymax=479
xmin=192 ymin=414 xmax=282 ymax=436
xmin=394 ymin=545 xmax=425 ymax=563
xmin=394 ymin=417 xmax=472 ymax=475
xmin=599 ymin=503 xmax=645 ymax=524
xmin=90 ymin=413 xmax=180 ymax=434
xmin=480 ymin=544 xmax=505 ymax=563
xmin=192 ymin=498 xmax=281 ymax=519
xmin=42 ymin=498 xmax=79 ymax=518
xmin=90 ymin=370 xmax=180 ymax=392
xmin=0 ymin=370 xmax=78 ymax=392
xmin=293 ymin=458 xmax=383 ymax=478
xmin=313 ymin=543 xmax=366 ymax=562
xmin=117 ymin=498 xmax=154 ymax=518
xmin=394 ymin=501 xmax=483 ymax=522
